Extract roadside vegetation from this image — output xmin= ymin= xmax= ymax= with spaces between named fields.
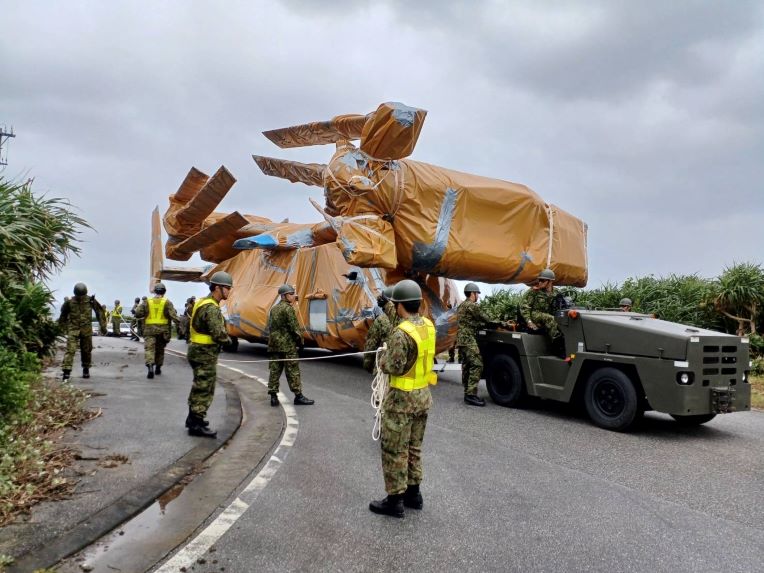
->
xmin=0 ymin=176 xmax=93 ymax=531
xmin=480 ymin=264 xmax=764 ymax=403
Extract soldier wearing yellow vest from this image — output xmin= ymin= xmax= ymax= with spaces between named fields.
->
xmin=369 ymin=279 xmax=436 ymax=518
xmin=110 ymin=300 xmax=123 ymax=337
xmin=134 ymin=282 xmax=179 ymax=379
xmin=185 ymin=271 xmax=234 ymax=438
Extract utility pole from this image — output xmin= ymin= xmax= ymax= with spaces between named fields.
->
xmin=0 ymin=125 xmax=16 ymax=166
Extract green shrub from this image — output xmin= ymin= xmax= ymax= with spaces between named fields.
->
xmin=0 ymin=348 xmax=38 ymax=420
xmin=480 ymin=288 xmax=523 ymax=321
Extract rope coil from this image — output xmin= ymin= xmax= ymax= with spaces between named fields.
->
xmin=370 ymin=343 xmax=389 ymax=441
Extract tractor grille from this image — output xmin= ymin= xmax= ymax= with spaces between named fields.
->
xmin=701 ymin=344 xmax=739 ymax=387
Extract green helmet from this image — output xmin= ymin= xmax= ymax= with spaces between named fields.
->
xmin=73 ymin=282 xmax=88 ymax=296
xmin=464 ymin=282 xmax=481 ymax=295
xmin=391 ymin=279 xmax=422 ymax=302
xmin=619 ymin=298 xmax=633 ymax=307
xmin=278 ymin=284 xmax=295 ymax=295
xmin=153 ymin=282 xmax=167 ymax=294
xmin=210 ymin=271 xmax=234 ymax=287
xmin=538 ymin=268 xmax=556 ymax=281
xmin=382 ymin=286 xmax=394 ymax=299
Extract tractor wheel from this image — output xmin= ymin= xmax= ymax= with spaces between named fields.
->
xmin=486 ymin=354 xmax=525 ymax=407
xmin=584 ymin=367 xmax=641 ymax=431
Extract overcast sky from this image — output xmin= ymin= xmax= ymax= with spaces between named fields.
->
xmin=2 ymin=0 xmax=762 ymax=308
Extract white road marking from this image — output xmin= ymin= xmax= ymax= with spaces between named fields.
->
xmin=154 ymin=360 xmax=297 ymax=572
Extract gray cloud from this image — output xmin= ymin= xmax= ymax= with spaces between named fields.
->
xmin=0 ymin=0 xmax=761 ymax=307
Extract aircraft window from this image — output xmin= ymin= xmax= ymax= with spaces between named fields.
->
xmin=309 ymin=299 xmax=328 ymax=333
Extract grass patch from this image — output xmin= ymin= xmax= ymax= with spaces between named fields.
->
xmin=0 ymin=374 xmax=99 ymax=527
xmin=750 ymin=374 xmax=764 ymax=410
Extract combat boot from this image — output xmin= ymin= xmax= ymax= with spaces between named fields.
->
xmin=185 ymin=410 xmax=209 ymax=428
xmin=369 ymin=494 xmax=404 ymax=518
xmin=155 ymin=365 xmax=162 ymax=375
xmin=464 ymin=394 xmax=485 ymax=407
xmin=62 ymin=369 xmax=71 ymax=381
xmin=146 ymin=364 xmax=154 ymax=379
xmin=187 ymin=414 xmax=217 ymax=438
xmin=270 ymin=394 xmax=280 ymax=407
xmin=403 ymin=484 xmax=423 ymax=510
xmin=294 ymin=394 xmax=315 ymax=406
xmin=82 ymin=367 xmax=90 ymax=379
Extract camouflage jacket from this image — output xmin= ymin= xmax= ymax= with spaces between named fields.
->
xmin=135 ymin=296 xmax=180 ymax=336
xmin=268 ymin=300 xmax=302 ymax=353
xmin=520 ymin=287 xmax=556 ymax=323
xmin=59 ymin=295 xmax=106 ymax=334
xmin=456 ymin=299 xmax=495 ymax=348
xmin=188 ymin=295 xmax=230 ymax=363
xmin=384 ymin=300 xmax=398 ymax=327
xmin=363 ymin=313 xmax=392 ymax=373
xmin=380 ymin=313 xmax=433 ymax=413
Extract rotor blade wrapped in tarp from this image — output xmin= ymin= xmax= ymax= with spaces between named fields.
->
xmin=252 ymin=155 xmax=326 ymax=187
xmin=164 ymin=166 xmax=236 ymax=241
xmin=263 ymin=113 xmax=369 ymax=148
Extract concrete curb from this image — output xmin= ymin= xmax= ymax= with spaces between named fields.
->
xmin=8 ymin=368 xmax=243 ymax=573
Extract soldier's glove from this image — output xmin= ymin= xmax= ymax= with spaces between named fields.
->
xmin=527 ymin=321 xmax=537 ymax=330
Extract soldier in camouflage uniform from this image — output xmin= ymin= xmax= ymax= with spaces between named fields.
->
xmin=136 ymin=296 xmax=147 ymax=337
xmin=363 ymin=286 xmax=394 ymax=373
xmin=457 ymin=282 xmax=502 ymax=407
xmin=619 ymin=298 xmax=633 ymax=312
xmin=110 ymin=300 xmax=123 ymax=337
xmin=58 ymin=283 xmax=106 ymax=380
xmin=129 ymin=297 xmax=141 ymax=341
xmin=370 ymin=279 xmax=435 ymax=519
xmin=185 ymin=271 xmax=234 ymax=438
xmin=520 ymin=268 xmax=559 ymax=340
xmin=267 ymin=284 xmax=314 ymax=407
xmin=134 ymin=283 xmax=180 ymax=379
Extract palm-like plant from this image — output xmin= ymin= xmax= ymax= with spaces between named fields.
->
xmin=0 ymin=178 xmax=89 ymax=280
xmin=711 ymin=262 xmax=764 ymax=336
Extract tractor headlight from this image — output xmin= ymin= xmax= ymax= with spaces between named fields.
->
xmin=676 ymin=372 xmax=694 ymax=385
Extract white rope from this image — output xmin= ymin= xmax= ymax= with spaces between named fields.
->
xmin=546 ymin=204 xmax=555 ymax=268
xmin=370 ymin=344 xmax=389 ymax=441
xmin=217 ymin=349 xmax=375 ymax=364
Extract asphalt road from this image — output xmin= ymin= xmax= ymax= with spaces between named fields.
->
xmin=156 ymin=341 xmax=764 ymax=573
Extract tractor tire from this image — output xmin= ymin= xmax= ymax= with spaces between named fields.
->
xmin=486 ymin=354 xmax=525 ymax=407
xmin=584 ymin=367 xmax=641 ymax=432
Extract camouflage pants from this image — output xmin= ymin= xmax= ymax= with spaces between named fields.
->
xmin=62 ymin=331 xmax=93 ymax=370
xmin=144 ymin=332 xmax=168 ymax=366
xmin=530 ymin=312 xmax=559 ymax=339
xmin=268 ymin=350 xmax=302 ymax=396
xmin=111 ymin=318 xmax=121 ymax=336
xmin=137 ymin=319 xmax=144 ymax=337
xmin=458 ymin=344 xmax=483 ymax=396
xmin=381 ymin=410 xmax=429 ymax=495
xmin=188 ymin=357 xmax=217 ymax=417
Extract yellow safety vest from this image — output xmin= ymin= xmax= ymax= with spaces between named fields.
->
xmin=189 ymin=298 xmax=219 ymax=345
xmin=111 ymin=305 xmax=122 ymax=319
xmin=145 ymin=297 xmax=168 ymax=325
xmin=390 ymin=317 xmax=438 ymax=391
